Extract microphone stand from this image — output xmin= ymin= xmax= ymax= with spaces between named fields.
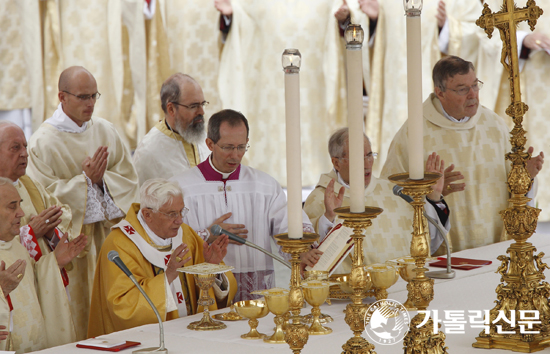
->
xmin=424 ymin=213 xmax=455 ymax=279
xmin=128 ymin=274 xmax=168 ymax=354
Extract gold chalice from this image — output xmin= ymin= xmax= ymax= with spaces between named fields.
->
xmin=212 ymin=302 xmax=244 ymax=321
xmin=302 ymin=280 xmax=332 ymax=335
xmin=366 ymin=263 xmax=398 ymax=300
xmin=388 ymin=257 xmax=434 ymax=310
xmin=234 ymin=300 xmax=269 ymax=339
xmin=187 ymin=273 xmax=226 ymax=330
xmin=260 ymin=288 xmax=290 ymax=344
xmin=178 ymin=262 xmax=234 ymax=331
xmin=334 ymin=272 xmax=373 ymax=299
xmin=303 ymin=270 xmax=334 ymax=324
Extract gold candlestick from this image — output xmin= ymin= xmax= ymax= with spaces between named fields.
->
xmin=274 ymin=233 xmax=319 ymax=354
xmin=389 ymin=172 xmax=447 ymax=354
xmin=334 ymin=206 xmax=383 ymax=354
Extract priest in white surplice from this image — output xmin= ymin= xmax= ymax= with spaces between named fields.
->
xmin=381 ymin=56 xmax=544 ymax=252
xmin=302 ymin=128 xmax=451 ymax=272
xmin=0 ymin=178 xmax=87 ymax=353
xmin=26 ymin=66 xmax=139 ymax=318
xmin=133 ymin=74 xmax=209 ymax=186
xmin=171 ymin=109 xmax=314 ymax=302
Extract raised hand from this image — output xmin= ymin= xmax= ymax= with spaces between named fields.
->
xmin=442 ymin=163 xmax=465 ymax=196
xmin=324 ymin=179 xmax=345 ymax=223
xmin=82 ymin=146 xmax=109 ymax=185
xmin=28 ymin=205 xmax=63 ymax=240
xmin=358 ymin=0 xmax=379 ymax=21
xmin=54 ymin=233 xmax=88 ymax=269
xmin=0 ymin=259 xmax=26 ymax=296
xmin=426 ymin=152 xmax=445 ymax=200
xmin=334 ymin=0 xmax=350 ymax=22
xmin=204 ymin=234 xmax=229 ymax=264
xmin=165 ymin=243 xmax=191 ymax=284
xmin=526 ymin=146 xmax=544 ymax=179
xmin=523 ymin=32 xmax=550 ymax=52
xmin=214 ymin=0 xmax=233 ymax=16
xmin=436 ymin=0 xmax=447 ymax=29
xmin=208 ymin=212 xmax=248 ymax=245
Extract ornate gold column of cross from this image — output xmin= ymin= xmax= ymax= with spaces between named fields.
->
xmin=473 ymin=0 xmax=550 ymax=352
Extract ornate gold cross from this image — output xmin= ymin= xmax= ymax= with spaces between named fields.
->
xmin=476 ymin=0 xmax=543 ymax=123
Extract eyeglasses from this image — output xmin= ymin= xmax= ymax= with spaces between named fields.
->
xmin=338 ymin=152 xmax=378 ymax=161
xmin=445 ymin=80 xmax=483 ymax=96
xmin=171 ymin=101 xmax=209 ymax=110
xmin=216 ymin=143 xmax=250 ymax=153
xmin=63 ymin=91 xmax=101 ymax=101
xmin=148 ymin=207 xmax=189 ymax=220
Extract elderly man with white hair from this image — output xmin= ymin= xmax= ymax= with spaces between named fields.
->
xmin=88 ymin=178 xmax=236 ymax=337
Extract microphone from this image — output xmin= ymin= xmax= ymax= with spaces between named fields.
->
xmin=108 ymin=251 xmax=168 ymax=354
xmin=391 ymin=186 xmax=455 ymax=279
xmin=210 ymin=224 xmax=291 ymax=269
xmin=392 ymin=185 xmax=414 ymax=203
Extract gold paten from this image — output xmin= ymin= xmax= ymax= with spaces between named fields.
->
xmin=388 ymin=173 xmax=448 ymax=354
xmin=212 ymin=302 xmax=244 ymax=321
xmin=473 ymin=0 xmax=550 ymax=351
xmin=334 ymin=206 xmax=383 ymax=354
xmin=274 ymin=233 xmax=319 ymax=354
xmin=234 ymin=300 xmax=269 ymax=339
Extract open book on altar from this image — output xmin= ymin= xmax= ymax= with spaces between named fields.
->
xmin=305 ymin=221 xmax=354 ymax=275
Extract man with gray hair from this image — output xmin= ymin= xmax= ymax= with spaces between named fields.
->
xmin=302 ymin=128 xmax=451 ymax=271
xmin=133 ymin=74 xmax=210 ymax=185
xmin=88 ymin=178 xmax=236 ymax=337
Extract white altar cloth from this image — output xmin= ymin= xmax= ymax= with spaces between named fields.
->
xmin=35 ymin=233 xmax=550 ymax=353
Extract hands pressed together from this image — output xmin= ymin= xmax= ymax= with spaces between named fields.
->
xmin=82 ymin=146 xmax=108 ymax=186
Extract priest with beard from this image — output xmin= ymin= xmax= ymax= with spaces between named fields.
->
xmin=133 ymin=74 xmax=210 ymax=186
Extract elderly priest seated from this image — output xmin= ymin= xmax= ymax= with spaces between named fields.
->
xmin=88 ymin=179 xmax=236 ymax=337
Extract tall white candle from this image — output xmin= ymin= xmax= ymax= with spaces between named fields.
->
xmin=406 ymin=15 xmax=424 ymax=180
xmin=345 ymin=26 xmax=365 ymax=213
xmin=283 ymin=50 xmax=303 ymax=239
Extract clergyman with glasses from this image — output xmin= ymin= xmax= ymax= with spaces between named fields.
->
xmin=27 ymin=66 xmax=140 ymax=330
xmin=170 ymin=109 xmax=315 ymax=302
xmin=133 ymin=73 xmax=210 ymax=186
xmin=302 ymin=128 xmax=451 ymax=272
xmin=88 ymin=178 xmax=236 ymax=337
xmin=381 ymin=55 xmax=544 ymax=252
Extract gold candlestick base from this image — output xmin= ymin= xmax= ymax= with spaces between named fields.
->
xmin=389 ymin=173 xmax=448 ymax=354
xmin=274 ymin=233 xmax=319 ymax=354
xmin=334 ymin=206 xmax=383 ymax=354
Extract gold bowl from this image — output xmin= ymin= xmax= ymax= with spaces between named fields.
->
xmin=234 ymin=300 xmax=269 ymax=339
xmin=302 ymin=280 xmax=332 ymax=335
xmin=263 ymin=289 xmax=290 ymax=344
xmin=303 ymin=270 xmax=334 ymax=324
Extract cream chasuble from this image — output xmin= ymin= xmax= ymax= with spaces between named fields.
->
xmin=88 ymin=204 xmax=237 ymax=337
xmin=133 ymin=120 xmax=209 ymax=185
xmin=381 ymin=94 xmax=511 ymax=252
xmin=218 ymin=0 xmax=361 ymax=186
xmin=27 ymin=115 xmax=139 ymax=320
xmin=304 ymin=171 xmax=445 ymax=273
xmin=0 ymin=240 xmax=75 ymax=353
xmin=23 ymin=0 xmax=147 ymax=147
xmin=14 ymin=176 xmax=89 ymax=340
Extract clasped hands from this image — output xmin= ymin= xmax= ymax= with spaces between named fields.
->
xmin=82 ymin=146 xmax=109 ymax=186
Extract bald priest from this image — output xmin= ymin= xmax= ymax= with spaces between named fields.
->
xmin=88 ymin=179 xmax=236 ymax=337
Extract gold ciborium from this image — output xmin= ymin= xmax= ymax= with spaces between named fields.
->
xmin=302 ymin=280 xmax=332 ymax=335
xmin=366 ymin=263 xmax=399 ymax=301
xmin=303 ymin=270 xmax=334 ymax=324
xmin=179 ymin=263 xmax=235 ymax=331
xmin=234 ymin=300 xmax=270 ymax=339
xmin=252 ymin=288 xmax=290 ymax=344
